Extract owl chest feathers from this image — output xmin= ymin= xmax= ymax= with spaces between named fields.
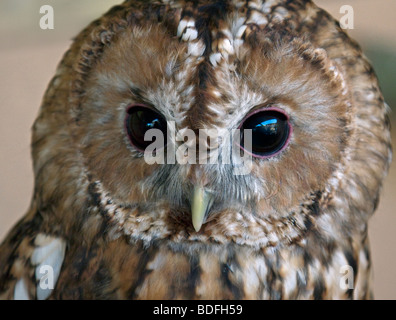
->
xmin=8 ymin=231 xmax=371 ymax=300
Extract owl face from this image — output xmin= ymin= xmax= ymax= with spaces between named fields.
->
xmin=69 ymin=3 xmax=352 ymax=249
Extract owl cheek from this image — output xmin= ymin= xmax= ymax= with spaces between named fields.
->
xmin=107 ymin=161 xmax=158 ymax=203
xmin=256 ymin=199 xmax=276 ymax=216
xmin=256 ymin=187 xmax=299 ymax=218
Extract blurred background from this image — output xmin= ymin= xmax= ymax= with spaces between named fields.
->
xmin=0 ymin=0 xmax=395 ymax=299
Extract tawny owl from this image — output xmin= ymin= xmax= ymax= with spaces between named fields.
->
xmin=0 ymin=0 xmax=392 ymax=300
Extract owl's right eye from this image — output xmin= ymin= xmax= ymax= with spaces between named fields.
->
xmin=125 ymin=105 xmax=168 ymax=151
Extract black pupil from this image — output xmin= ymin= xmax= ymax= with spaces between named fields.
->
xmin=241 ymin=110 xmax=289 ymax=156
xmin=126 ymin=107 xmax=167 ymax=150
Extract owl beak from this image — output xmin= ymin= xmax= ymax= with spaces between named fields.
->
xmin=191 ymin=186 xmax=214 ymax=232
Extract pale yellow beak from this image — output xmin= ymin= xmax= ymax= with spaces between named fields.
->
xmin=191 ymin=186 xmax=214 ymax=232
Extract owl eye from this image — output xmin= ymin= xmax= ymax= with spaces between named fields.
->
xmin=125 ymin=105 xmax=168 ymax=151
xmin=239 ymin=108 xmax=291 ymax=158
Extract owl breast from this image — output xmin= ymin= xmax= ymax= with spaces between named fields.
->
xmin=50 ymin=236 xmax=371 ymax=300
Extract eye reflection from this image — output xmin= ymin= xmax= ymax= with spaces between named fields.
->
xmin=240 ymin=109 xmax=291 ymax=158
xmin=126 ymin=106 xmax=168 ymax=151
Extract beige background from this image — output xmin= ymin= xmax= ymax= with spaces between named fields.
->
xmin=0 ymin=0 xmax=395 ymax=299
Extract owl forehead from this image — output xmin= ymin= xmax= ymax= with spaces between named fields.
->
xmin=170 ymin=3 xmax=268 ymax=128
xmin=104 ymin=0 xmax=296 ymax=129
xmin=83 ymin=0 xmax=348 ymax=138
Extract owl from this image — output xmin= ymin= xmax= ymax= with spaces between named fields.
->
xmin=0 ymin=0 xmax=392 ymax=300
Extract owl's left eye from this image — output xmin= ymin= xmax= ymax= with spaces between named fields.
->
xmin=239 ymin=108 xmax=291 ymax=158
xmin=125 ymin=105 xmax=168 ymax=151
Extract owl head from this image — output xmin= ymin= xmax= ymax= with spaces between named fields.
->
xmin=32 ymin=0 xmax=391 ymax=250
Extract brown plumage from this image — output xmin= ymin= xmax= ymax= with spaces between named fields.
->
xmin=0 ymin=0 xmax=392 ymax=300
